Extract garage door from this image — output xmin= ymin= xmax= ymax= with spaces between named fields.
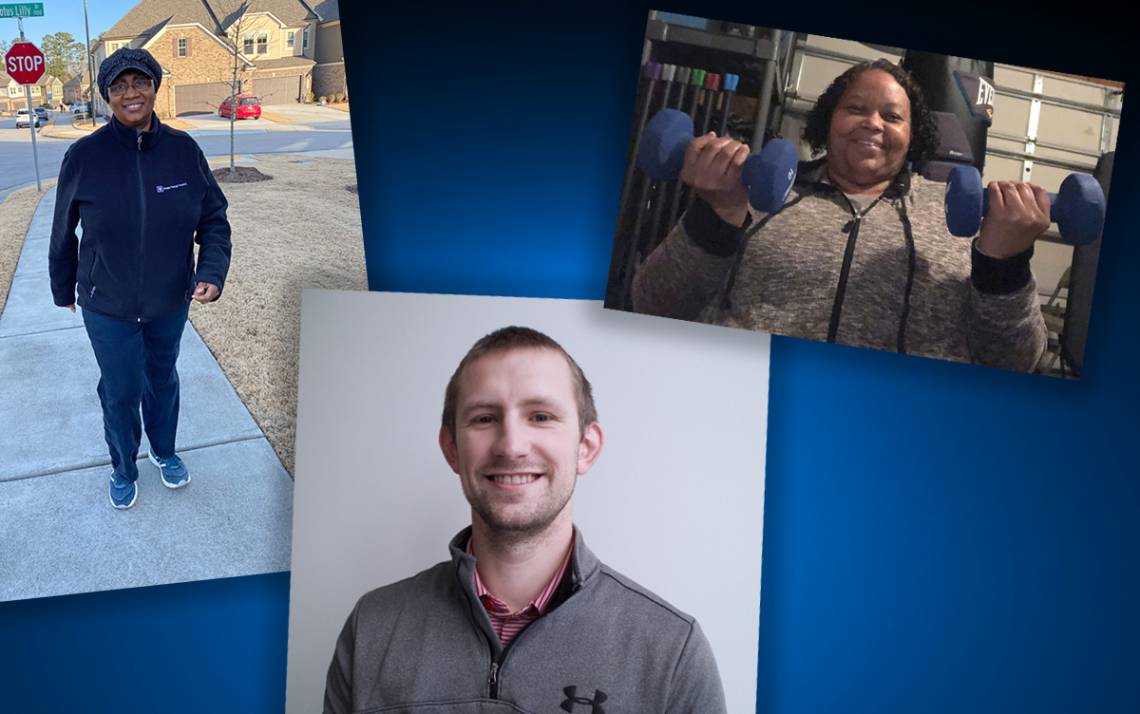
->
xmin=174 ymin=81 xmax=231 ymax=116
xmin=252 ymin=75 xmax=302 ymax=104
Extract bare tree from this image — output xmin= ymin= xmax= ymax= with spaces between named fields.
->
xmin=217 ymin=1 xmax=251 ymax=174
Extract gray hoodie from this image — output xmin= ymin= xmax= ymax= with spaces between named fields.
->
xmin=324 ymin=527 xmax=727 ymax=713
xmin=631 ymin=163 xmax=1047 ymax=372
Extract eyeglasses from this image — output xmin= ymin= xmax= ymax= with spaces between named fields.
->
xmin=108 ymin=78 xmax=153 ymax=96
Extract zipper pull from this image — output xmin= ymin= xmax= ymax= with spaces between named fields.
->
xmin=488 ymin=661 xmax=499 ymax=697
xmin=137 ymin=133 xmax=142 ymax=151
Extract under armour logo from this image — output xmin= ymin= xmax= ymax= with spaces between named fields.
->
xmin=561 ymin=685 xmax=607 ymax=713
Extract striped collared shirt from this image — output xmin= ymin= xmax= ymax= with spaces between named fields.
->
xmin=468 ymin=539 xmax=573 ymax=647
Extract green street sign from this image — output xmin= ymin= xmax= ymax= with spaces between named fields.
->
xmin=0 ymin=3 xmax=44 ymax=18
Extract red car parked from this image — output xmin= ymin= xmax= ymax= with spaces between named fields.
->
xmin=218 ymin=94 xmax=262 ymax=120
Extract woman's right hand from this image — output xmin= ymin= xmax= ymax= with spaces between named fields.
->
xmin=681 ymin=132 xmax=752 ymax=227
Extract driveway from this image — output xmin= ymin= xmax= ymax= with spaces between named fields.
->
xmin=173 ymin=103 xmax=350 ymax=132
xmin=260 ymin=103 xmax=350 ymax=127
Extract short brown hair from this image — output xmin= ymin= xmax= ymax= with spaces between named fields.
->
xmin=441 ymin=326 xmax=597 ymax=439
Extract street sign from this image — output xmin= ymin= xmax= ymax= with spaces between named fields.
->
xmin=0 ymin=3 xmax=43 ymax=18
xmin=4 ymin=41 xmax=45 ymax=84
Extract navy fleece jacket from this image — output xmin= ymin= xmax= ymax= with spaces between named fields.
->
xmin=49 ymin=113 xmax=231 ymax=321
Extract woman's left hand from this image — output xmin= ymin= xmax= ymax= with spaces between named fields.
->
xmin=192 ymin=282 xmax=220 ymax=303
xmin=976 ymin=181 xmax=1052 ymax=258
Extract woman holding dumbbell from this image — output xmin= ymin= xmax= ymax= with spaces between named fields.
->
xmin=631 ymin=59 xmax=1049 ymax=371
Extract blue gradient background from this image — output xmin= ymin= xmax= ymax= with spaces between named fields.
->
xmin=2 ymin=2 xmax=1137 ymax=712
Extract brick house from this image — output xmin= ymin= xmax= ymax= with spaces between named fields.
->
xmin=94 ymin=0 xmax=342 ymax=118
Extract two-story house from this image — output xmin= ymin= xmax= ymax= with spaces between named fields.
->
xmin=38 ymin=75 xmax=64 ymax=107
xmin=94 ymin=0 xmax=340 ymax=119
xmin=63 ymin=73 xmax=95 ymax=106
xmin=311 ymin=0 xmax=344 ymax=99
xmin=2 ymin=71 xmax=43 ymax=114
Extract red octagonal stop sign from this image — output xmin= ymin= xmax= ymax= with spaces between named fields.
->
xmin=4 ymin=41 xmax=46 ymax=85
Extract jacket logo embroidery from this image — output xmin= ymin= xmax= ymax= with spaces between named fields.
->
xmin=156 ymin=182 xmax=188 ymax=194
xmin=560 ymin=686 xmax=607 ymax=713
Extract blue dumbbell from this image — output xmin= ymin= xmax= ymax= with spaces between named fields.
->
xmin=945 ymin=165 xmax=1106 ymax=246
xmin=636 ymin=108 xmax=798 ymax=214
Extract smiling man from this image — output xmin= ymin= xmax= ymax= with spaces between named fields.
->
xmin=49 ymin=48 xmax=231 ymax=509
xmin=323 ymin=326 xmax=727 ymax=713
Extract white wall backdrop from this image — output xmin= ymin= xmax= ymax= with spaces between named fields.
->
xmin=285 ymin=291 xmax=770 ymax=713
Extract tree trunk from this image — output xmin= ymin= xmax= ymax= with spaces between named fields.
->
xmin=230 ymin=37 xmax=238 ymax=173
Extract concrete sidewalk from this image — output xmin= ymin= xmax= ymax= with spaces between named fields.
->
xmin=0 ymin=188 xmax=293 ymax=603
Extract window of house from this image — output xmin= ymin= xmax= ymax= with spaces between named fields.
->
xmin=243 ymin=35 xmax=254 ymax=54
xmin=302 ymin=27 xmax=310 ymax=51
xmin=177 ymin=38 xmax=187 ymax=57
xmin=9 ymin=85 xmax=20 ymax=97
xmin=286 ymin=31 xmax=295 ymax=49
xmin=256 ymin=33 xmax=268 ymax=54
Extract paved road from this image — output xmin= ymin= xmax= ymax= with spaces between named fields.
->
xmin=0 ymin=110 xmax=354 ymax=201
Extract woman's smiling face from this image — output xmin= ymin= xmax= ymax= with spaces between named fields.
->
xmin=107 ymin=70 xmax=155 ymax=130
xmin=826 ymin=68 xmax=912 ymax=190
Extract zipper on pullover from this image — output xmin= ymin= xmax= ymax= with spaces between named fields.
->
xmin=136 ymin=131 xmax=146 ymax=322
xmin=488 ymin=661 xmax=500 ymax=698
xmin=480 ymin=601 xmax=545 ymax=699
xmin=827 ymin=192 xmax=886 ymax=343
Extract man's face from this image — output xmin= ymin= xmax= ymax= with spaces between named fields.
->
xmin=107 ymin=70 xmax=155 ymax=130
xmin=440 ymin=347 xmax=603 ymax=538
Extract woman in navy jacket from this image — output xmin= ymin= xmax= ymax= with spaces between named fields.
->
xmin=48 ymin=48 xmax=232 ymax=509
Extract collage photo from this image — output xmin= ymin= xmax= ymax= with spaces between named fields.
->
xmin=0 ymin=3 xmax=1135 ymax=714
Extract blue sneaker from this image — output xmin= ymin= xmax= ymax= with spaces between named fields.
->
xmin=148 ymin=451 xmax=190 ymax=489
xmin=109 ymin=472 xmax=138 ymax=510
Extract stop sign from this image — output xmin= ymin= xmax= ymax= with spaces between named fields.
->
xmin=4 ymin=42 xmax=45 ymax=85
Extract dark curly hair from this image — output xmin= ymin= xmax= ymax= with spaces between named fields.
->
xmin=802 ymin=59 xmax=939 ymax=166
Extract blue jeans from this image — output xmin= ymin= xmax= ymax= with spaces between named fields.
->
xmin=82 ymin=304 xmax=189 ymax=483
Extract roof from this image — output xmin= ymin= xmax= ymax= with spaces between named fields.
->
xmin=2 ymin=72 xmax=61 ymax=87
xmin=240 ymin=0 xmax=320 ymax=26
xmin=311 ymin=0 xmax=338 ymax=21
xmin=252 ymin=56 xmax=315 ymax=70
xmin=103 ymin=0 xmax=221 ymax=40
xmin=102 ymin=0 xmax=322 ymax=41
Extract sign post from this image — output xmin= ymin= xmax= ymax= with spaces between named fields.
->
xmin=3 ymin=17 xmax=46 ymax=191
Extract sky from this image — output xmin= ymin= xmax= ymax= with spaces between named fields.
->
xmin=3 ymin=0 xmax=128 ymax=47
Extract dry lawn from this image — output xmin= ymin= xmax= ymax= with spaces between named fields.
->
xmin=189 ymin=154 xmax=367 ymax=476
xmin=0 ymin=182 xmax=57 ymax=315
